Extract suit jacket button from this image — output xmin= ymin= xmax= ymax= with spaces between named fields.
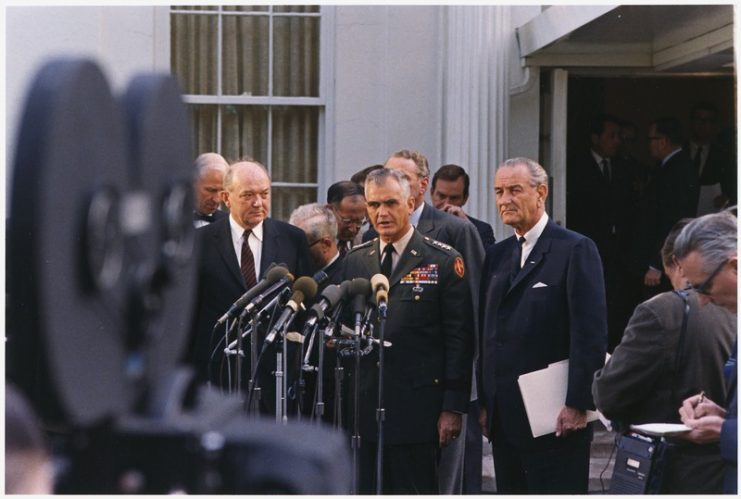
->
xmin=414 ymin=295 xmax=420 ymax=301
xmin=434 ymin=378 xmax=439 ymax=384
xmin=376 ymin=362 xmax=380 ymax=367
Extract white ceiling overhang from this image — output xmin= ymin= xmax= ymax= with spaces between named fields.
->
xmin=516 ymin=4 xmax=734 ymax=75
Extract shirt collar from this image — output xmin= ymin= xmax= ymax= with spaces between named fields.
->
xmin=410 ymin=203 xmax=425 ymax=227
xmin=661 ymin=147 xmax=683 ymax=166
xmin=516 ymin=211 xmax=549 ymax=244
xmin=590 ymin=149 xmax=608 ymax=166
xmin=379 ymin=224 xmax=414 ymax=257
xmin=229 ymin=215 xmax=264 ymax=243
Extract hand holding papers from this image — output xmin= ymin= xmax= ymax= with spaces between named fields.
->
xmin=517 ymin=359 xmax=603 ymax=438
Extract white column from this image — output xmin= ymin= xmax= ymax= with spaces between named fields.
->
xmin=440 ymin=5 xmax=512 ymax=237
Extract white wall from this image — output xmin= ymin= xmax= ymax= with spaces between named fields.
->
xmin=332 ymin=5 xmax=443 ymax=182
xmin=6 ymin=6 xmax=170 ymax=167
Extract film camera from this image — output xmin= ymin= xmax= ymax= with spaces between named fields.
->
xmin=6 ymin=58 xmax=350 ymax=494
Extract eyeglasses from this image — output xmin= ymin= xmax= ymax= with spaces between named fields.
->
xmin=683 ymin=258 xmax=728 ymax=296
xmin=308 ymin=238 xmax=325 ymax=248
xmin=647 ymin=136 xmax=663 ymax=142
xmin=339 ymin=217 xmax=367 ymax=227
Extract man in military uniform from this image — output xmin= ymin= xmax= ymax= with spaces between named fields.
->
xmin=342 ymin=167 xmax=474 ymax=494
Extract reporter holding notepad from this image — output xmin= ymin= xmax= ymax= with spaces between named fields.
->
xmin=592 ymin=218 xmax=734 ymax=493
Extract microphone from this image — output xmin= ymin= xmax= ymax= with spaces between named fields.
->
xmin=305 ymin=283 xmax=348 ymax=328
xmin=370 ymin=273 xmax=389 ymax=313
xmin=239 ymin=271 xmax=296 ymax=320
xmin=215 ymin=264 xmax=288 ymax=326
xmin=262 ymin=276 xmax=319 ymax=350
xmin=350 ymin=277 xmax=371 ymax=328
xmin=312 ymin=269 xmax=329 ymax=288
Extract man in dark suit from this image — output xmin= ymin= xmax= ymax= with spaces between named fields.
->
xmin=686 ymin=102 xmax=734 ymax=215
xmin=633 ymin=117 xmax=699 ymax=300
xmin=478 ymin=157 xmax=607 ymax=494
xmin=676 ymin=211 xmax=737 ymax=494
xmin=431 ymin=163 xmax=496 ymax=249
xmin=567 ymin=114 xmax=637 ymax=350
xmin=188 ymin=160 xmax=311 ymax=407
xmin=193 ymin=152 xmax=229 ymax=227
xmin=363 ymin=149 xmax=484 ymax=493
xmin=343 ymin=167 xmax=473 ymax=494
xmin=327 ymin=180 xmax=366 ymax=255
xmin=289 ymin=202 xmax=344 ymax=288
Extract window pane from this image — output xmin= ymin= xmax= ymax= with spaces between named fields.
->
xmin=274 ymin=16 xmax=320 ymax=97
xmin=271 ymin=106 xmax=318 ymax=184
xmin=222 ymin=15 xmax=269 ymax=96
xmin=271 ymin=186 xmax=317 ymax=222
xmin=189 ymin=104 xmax=218 ymax=158
xmin=223 ymin=5 xmax=269 ymax=12
xmin=172 ymin=5 xmax=218 ymax=11
xmin=274 ymin=6 xmax=320 ymax=13
xmin=171 ymin=13 xmax=218 ymax=95
xmin=221 ymin=105 xmax=269 ymax=165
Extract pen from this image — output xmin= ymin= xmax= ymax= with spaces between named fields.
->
xmin=699 ymin=391 xmax=705 ymax=404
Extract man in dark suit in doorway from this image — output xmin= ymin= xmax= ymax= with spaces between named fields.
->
xmin=478 ymin=157 xmax=607 ymax=494
xmin=187 ymin=159 xmax=311 ymax=408
xmin=567 ymin=114 xmax=636 ymax=350
xmin=633 ymin=117 xmax=699 ymax=301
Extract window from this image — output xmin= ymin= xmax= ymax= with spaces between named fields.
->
xmin=171 ymin=5 xmax=325 ymax=220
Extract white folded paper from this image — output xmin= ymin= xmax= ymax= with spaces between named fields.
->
xmin=517 ymin=358 xmax=604 ymax=438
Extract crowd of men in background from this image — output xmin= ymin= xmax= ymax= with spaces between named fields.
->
xmin=173 ymin=104 xmax=737 ymax=495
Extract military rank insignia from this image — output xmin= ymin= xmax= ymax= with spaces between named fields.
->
xmin=401 ymin=264 xmax=439 ymax=284
xmin=454 ymin=256 xmax=465 ymax=278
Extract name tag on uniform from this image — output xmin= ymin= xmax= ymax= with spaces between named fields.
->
xmin=400 ymin=264 xmax=439 ymax=285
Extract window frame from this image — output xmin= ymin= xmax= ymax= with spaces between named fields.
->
xmin=170 ymin=5 xmax=335 ymax=202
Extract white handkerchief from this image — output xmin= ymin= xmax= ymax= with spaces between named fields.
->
xmin=532 ymin=282 xmax=548 ymax=288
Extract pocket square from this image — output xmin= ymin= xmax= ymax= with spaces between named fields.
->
xmin=532 ymin=282 xmax=548 ymax=288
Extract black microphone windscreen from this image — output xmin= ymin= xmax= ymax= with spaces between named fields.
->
xmin=349 ymin=277 xmax=371 ymax=297
xmin=338 ymin=280 xmax=352 ymax=300
xmin=320 ymin=284 xmax=344 ymax=307
xmin=293 ymin=276 xmax=318 ymax=301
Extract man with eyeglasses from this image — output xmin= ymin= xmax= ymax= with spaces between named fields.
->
xmin=675 ymin=211 xmax=737 ymax=493
xmin=289 ymin=202 xmax=343 ymax=288
xmin=633 ymin=117 xmax=699 ymax=300
xmin=327 ymin=180 xmax=367 ymax=256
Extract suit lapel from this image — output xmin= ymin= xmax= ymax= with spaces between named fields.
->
xmin=215 ymin=218 xmax=244 ymax=288
xmin=508 ymin=223 xmax=553 ymax=292
xmin=415 ymin=203 xmax=435 ymax=237
xmin=260 ymin=218 xmax=276 ymax=276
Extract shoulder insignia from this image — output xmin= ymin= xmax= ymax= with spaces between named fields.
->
xmin=423 ymin=237 xmax=453 ymax=252
xmin=454 ymin=256 xmax=465 ymax=278
xmin=348 ymin=239 xmax=374 ymax=252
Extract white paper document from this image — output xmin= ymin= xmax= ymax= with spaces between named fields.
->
xmin=630 ymin=423 xmax=691 ymax=437
xmin=517 ymin=358 xmax=602 ymax=438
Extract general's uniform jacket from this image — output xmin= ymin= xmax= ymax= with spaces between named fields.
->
xmin=342 ymin=229 xmax=474 ymax=445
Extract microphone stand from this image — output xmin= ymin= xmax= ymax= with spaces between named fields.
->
xmin=375 ymin=302 xmax=388 ymax=495
xmin=351 ymin=307 xmax=365 ymax=495
xmin=328 ymin=303 xmax=345 ymax=431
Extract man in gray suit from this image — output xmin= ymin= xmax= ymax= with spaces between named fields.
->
xmin=365 ymin=149 xmax=485 ymax=493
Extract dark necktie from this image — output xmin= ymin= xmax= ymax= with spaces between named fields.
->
xmin=241 ymin=229 xmax=257 ymax=289
xmin=693 ymin=146 xmax=704 ymax=176
xmin=511 ymin=236 xmax=526 ymax=283
xmin=380 ymin=244 xmax=395 ymax=278
xmin=338 ymin=240 xmax=350 ymax=257
xmin=601 ymin=159 xmax=611 ymax=183
xmin=194 ymin=212 xmax=213 ymax=222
